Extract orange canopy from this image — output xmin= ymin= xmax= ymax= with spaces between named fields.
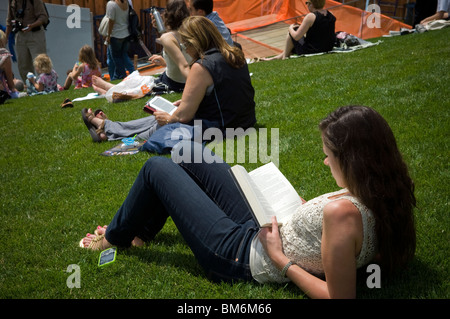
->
xmin=215 ymin=0 xmax=411 ymax=39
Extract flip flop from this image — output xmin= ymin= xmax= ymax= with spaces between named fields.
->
xmin=81 ymin=108 xmax=102 ymax=142
xmin=60 ymin=98 xmax=73 ymax=108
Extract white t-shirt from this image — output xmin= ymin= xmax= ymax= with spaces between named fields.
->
xmin=106 ymin=1 xmax=130 ymax=39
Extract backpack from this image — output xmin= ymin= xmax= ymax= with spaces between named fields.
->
xmin=0 ymin=90 xmax=11 ymax=105
xmin=128 ymin=5 xmax=141 ymax=42
xmin=335 ymin=31 xmax=360 ymax=48
xmin=41 ymin=1 xmax=50 ymax=30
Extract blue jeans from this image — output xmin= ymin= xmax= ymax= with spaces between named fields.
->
xmin=109 ymin=37 xmax=135 ymax=80
xmin=105 ymin=142 xmax=258 ymax=282
xmin=151 ymin=72 xmax=185 ymax=95
xmin=107 ymin=46 xmax=135 ymax=81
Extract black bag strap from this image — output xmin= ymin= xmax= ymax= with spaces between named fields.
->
xmin=11 ymin=0 xmax=28 ymax=20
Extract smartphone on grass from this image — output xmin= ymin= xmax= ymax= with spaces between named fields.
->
xmin=98 ymin=247 xmax=117 ymax=267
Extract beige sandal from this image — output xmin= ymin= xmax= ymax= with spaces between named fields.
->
xmin=95 ymin=119 xmax=105 ymax=136
xmin=79 ymin=233 xmax=106 ymax=250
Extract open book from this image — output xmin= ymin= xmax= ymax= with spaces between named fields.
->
xmin=229 ymin=162 xmax=303 ymax=227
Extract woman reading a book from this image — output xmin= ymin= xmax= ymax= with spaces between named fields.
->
xmin=82 ymin=16 xmax=255 ymax=143
xmin=79 ymin=105 xmax=416 ymax=299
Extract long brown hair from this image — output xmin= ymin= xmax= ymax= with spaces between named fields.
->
xmin=163 ymin=0 xmax=190 ymax=31
xmin=178 ymin=16 xmax=245 ymax=68
xmin=319 ymin=105 xmax=416 ymax=275
xmin=78 ymin=45 xmax=100 ymax=71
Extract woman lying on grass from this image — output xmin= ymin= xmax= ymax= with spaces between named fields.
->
xmin=79 ymin=105 xmax=416 ymax=299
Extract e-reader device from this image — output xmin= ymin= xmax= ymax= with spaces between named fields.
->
xmin=144 ymin=96 xmax=177 ymax=115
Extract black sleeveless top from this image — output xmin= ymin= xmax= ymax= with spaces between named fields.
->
xmin=301 ymin=11 xmax=336 ymax=54
xmin=194 ymin=49 xmax=256 ymax=133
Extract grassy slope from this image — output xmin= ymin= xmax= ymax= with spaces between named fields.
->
xmin=0 ymin=28 xmax=448 ymax=299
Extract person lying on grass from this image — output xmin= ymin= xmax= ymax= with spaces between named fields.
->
xmin=81 ymin=16 xmax=256 ymax=143
xmin=80 ymin=105 xmax=417 ymax=299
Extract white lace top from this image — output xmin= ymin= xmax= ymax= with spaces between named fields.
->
xmin=249 ymin=189 xmax=377 ymax=283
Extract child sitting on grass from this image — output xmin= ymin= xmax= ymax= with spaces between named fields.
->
xmin=27 ymin=53 xmax=62 ymax=94
xmin=64 ymin=45 xmax=102 ymax=90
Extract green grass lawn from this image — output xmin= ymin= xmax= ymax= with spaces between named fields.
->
xmin=0 ymin=28 xmax=448 ymax=300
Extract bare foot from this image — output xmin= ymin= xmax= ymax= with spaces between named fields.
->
xmin=93 ymin=84 xmax=107 ymax=96
xmin=93 ymin=75 xmax=114 ymax=90
xmin=95 ymin=225 xmax=108 ymax=236
xmin=92 ymin=75 xmax=103 ymax=87
xmin=132 ymin=237 xmax=145 ymax=247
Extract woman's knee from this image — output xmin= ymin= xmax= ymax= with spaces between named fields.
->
xmin=145 ymin=156 xmax=174 ymax=170
xmin=171 ymin=141 xmax=223 ymax=165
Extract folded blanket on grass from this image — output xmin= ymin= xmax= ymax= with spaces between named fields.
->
xmin=290 ymin=36 xmax=382 ymax=58
xmin=247 ymin=34 xmax=381 ymax=63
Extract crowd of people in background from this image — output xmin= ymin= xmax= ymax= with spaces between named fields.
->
xmin=0 ymin=0 xmax=238 ymax=102
xmin=2 ymin=0 xmax=448 ymax=102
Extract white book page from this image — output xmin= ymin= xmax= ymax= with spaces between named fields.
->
xmin=231 ymin=165 xmax=275 ymax=227
xmin=249 ymin=162 xmax=302 ymax=223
